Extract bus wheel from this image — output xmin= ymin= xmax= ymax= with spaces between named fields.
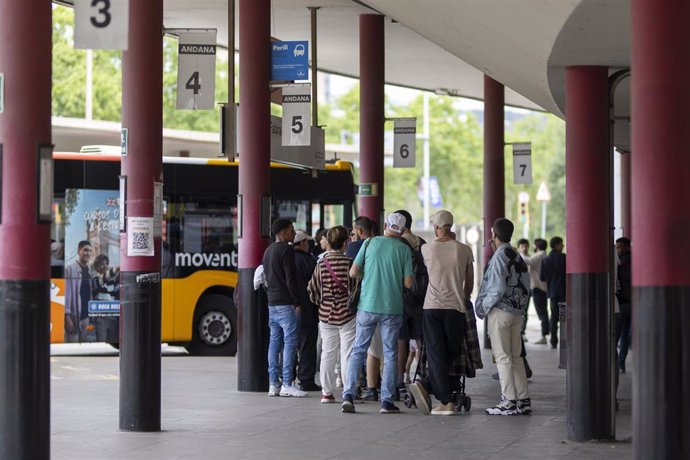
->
xmin=186 ymin=293 xmax=237 ymax=356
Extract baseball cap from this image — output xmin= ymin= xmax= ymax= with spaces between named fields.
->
xmin=430 ymin=210 xmax=453 ymax=228
xmin=293 ymin=230 xmax=313 ymax=244
xmin=385 ymin=212 xmax=406 ymax=234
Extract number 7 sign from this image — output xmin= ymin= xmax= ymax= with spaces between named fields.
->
xmin=74 ymin=0 xmax=129 ymax=50
xmin=512 ymin=142 xmax=533 ymax=185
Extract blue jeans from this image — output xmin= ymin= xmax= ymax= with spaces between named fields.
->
xmin=343 ymin=310 xmax=402 ymax=404
xmin=268 ymin=305 xmax=299 ymax=387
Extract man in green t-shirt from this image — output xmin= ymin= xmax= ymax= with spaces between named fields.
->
xmin=341 ymin=213 xmax=413 ymax=414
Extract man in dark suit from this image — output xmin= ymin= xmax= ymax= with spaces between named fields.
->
xmin=540 ymin=236 xmax=566 ymax=349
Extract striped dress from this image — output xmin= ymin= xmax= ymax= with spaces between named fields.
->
xmin=307 ymin=252 xmax=355 ymax=326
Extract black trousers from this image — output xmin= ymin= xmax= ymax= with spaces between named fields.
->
xmin=423 ymin=309 xmax=465 ymax=405
xmin=532 ymin=288 xmax=549 ymax=337
xmin=549 ymin=297 xmax=563 ymax=347
xmin=297 ymin=306 xmax=319 ymax=386
xmin=615 ymin=303 xmax=632 ymax=368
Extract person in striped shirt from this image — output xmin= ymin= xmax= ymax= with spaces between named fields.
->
xmin=307 ymin=226 xmax=356 ymax=404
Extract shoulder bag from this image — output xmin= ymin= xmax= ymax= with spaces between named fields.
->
xmin=347 ymin=238 xmax=372 ymax=314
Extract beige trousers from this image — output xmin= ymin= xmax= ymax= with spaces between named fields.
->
xmin=487 ymin=308 xmax=529 ymax=400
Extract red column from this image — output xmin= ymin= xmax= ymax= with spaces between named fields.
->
xmin=631 ymin=1 xmax=690 ymax=457
xmin=0 ymin=1 xmax=51 ymax=457
xmin=119 ymin=0 xmax=163 ymax=432
xmin=237 ymin=0 xmax=271 ymax=392
xmin=358 ymin=14 xmax=385 ymax=227
xmin=483 ymin=76 xmax=504 ymax=264
xmin=619 ymin=151 xmax=631 ymax=238
xmin=565 ymin=66 xmax=612 ymax=442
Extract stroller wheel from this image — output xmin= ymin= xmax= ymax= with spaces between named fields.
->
xmin=462 ymin=395 xmax=472 ymax=412
xmin=404 ymin=391 xmax=416 ymax=409
xmin=454 ymin=395 xmax=464 ymax=412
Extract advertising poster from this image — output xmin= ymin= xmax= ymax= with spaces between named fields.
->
xmin=62 ymin=189 xmax=121 ymax=343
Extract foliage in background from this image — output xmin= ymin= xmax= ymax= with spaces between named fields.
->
xmin=52 ymin=4 xmax=566 ymax=241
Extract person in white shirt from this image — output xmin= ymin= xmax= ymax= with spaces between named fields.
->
xmin=520 ymin=238 xmax=549 ymax=344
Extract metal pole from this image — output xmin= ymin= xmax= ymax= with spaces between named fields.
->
xmin=237 ymin=0 xmax=271 ymax=392
xmin=309 ymin=7 xmax=319 ymax=127
xmin=565 ymin=65 xmax=612 ymax=442
xmin=0 ymin=0 xmax=51 ymax=457
xmin=226 ymin=0 xmax=236 ymax=160
xmin=423 ymin=92 xmax=430 ymax=230
xmin=358 ymin=14 xmax=385 ymax=226
xmin=631 ymin=0 xmax=690 ymax=456
xmin=119 ymin=0 xmax=163 ymax=432
xmin=86 ymin=49 xmax=93 ymax=120
xmin=541 ymin=201 xmax=547 ymax=238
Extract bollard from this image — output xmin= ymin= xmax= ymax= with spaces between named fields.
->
xmin=558 ymin=301 xmax=567 ymax=369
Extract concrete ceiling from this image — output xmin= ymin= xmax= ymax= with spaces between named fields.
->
xmin=163 ymin=0 xmax=542 ymax=110
xmin=163 ymin=1 xmax=632 ymax=146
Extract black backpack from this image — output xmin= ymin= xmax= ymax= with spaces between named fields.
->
xmin=402 ymin=237 xmax=428 ymax=314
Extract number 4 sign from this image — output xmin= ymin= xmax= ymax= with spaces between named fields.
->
xmin=512 ymin=142 xmax=533 ymax=185
xmin=176 ymin=30 xmax=217 ymax=110
xmin=281 ymin=84 xmax=311 ymax=147
xmin=74 ymin=0 xmax=129 ymax=50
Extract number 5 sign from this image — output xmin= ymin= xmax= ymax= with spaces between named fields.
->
xmin=281 ymin=84 xmax=311 ymax=147
xmin=176 ymin=30 xmax=217 ymax=110
xmin=512 ymin=142 xmax=533 ymax=184
xmin=74 ymin=0 xmax=129 ymax=50
xmin=393 ymin=118 xmax=417 ymax=168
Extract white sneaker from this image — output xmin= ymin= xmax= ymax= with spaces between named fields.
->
xmin=335 ymin=376 xmax=343 ymax=388
xmin=280 ymin=384 xmax=308 ymax=397
xmin=268 ymin=384 xmax=280 ymax=397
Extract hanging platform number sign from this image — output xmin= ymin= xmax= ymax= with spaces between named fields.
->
xmin=176 ymin=30 xmax=217 ymax=110
xmin=74 ymin=0 xmax=129 ymax=50
xmin=393 ymin=118 xmax=417 ymax=168
xmin=281 ymin=84 xmax=311 ymax=147
xmin=512 ymin=142 xmax=533 ymax=184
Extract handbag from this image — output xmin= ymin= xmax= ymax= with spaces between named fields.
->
xmin=347 ymin=238 xmax=372 ymax=314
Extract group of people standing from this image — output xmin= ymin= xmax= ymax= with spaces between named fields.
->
xmin=260 ymin=210 xmax=594 ymax=416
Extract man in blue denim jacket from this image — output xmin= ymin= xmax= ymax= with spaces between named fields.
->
xmin=475 ymin=218 xmax=531 ymax=415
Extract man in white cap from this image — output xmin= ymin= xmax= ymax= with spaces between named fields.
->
xmin=408 ymin=210 xmax=475 ymax=416
xmin=341 ymin=212 xmax=413 ymax=414
xmin=293 ymin=230 xmax=321 ymax=392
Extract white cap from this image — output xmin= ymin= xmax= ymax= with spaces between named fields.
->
xmin=385 ymin=212 xmax=406 ymax=234
xmin=430 ymin=210 xmax=453 ymax=228
xmin=293 ymin=230 xmax=313 ymax=244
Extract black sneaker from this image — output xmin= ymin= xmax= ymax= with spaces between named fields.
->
xmin=486 ymin=395 xmax=519 ymax=416
xmin=517 ymin=398 xmax=532 ymax=415
xmin=299 ymin=382 xmax=322 ymax=392
xmin=341 ymin=394 xmax=355 ymax=413
xmin=363 ymin=387 xmax=378 ymax=401
xmin=380 ymin=400 xmax=400 ymax=414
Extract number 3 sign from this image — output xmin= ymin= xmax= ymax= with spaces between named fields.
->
xmin=74 ymin=0 xmax=129 ymax=50
xmin=176 ymin=30 xmax=217 ymax=110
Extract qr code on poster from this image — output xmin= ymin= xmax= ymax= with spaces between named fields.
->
xmin=132 ymin=231 xmax=150 ymax=250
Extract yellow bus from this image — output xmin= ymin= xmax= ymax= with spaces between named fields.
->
xmin=50 ymin=152 xmax=355 ymax=356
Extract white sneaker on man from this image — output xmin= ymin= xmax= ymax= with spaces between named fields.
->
xmin=280 ymin=384 xmax=308 ymax=397
xmin=268 ymin=384 xmax=280 ymax=397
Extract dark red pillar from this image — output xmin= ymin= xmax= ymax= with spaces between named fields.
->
xmin=619 ymin=151 xmax=631 ymax=238
xmin=119 ymin=0 xmax=163 ymax=432
xmin=632 ymin=1 xmax=690 ymax=457
xmin=0 ymin=1 xmax=51 ymax=457
xmin=237 ymin=0 xmax=271 ymax=392
xmin=483 ymin=76 xmax=504 ymax=265
xmin=358 ymin=14 xmax=385 ymax=228
xmin=565 ymin=66 xmax=612 ymax=441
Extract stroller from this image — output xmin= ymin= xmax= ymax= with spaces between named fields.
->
xmin=403 ymin=301 xmax=483 ymax=412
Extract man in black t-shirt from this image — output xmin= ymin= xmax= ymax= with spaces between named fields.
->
xmin=262 ymin=219 xmax=308 ymax=398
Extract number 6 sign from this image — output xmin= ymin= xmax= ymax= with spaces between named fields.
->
xmin=74 ymin=0 xmax=129 ymax=50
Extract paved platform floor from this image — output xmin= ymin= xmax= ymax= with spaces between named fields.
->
xmin=51 ymin=320 xmax=633 ymax=460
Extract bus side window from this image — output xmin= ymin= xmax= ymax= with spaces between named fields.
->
xmin=51 ymin=199 xmax=66 ymax=279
